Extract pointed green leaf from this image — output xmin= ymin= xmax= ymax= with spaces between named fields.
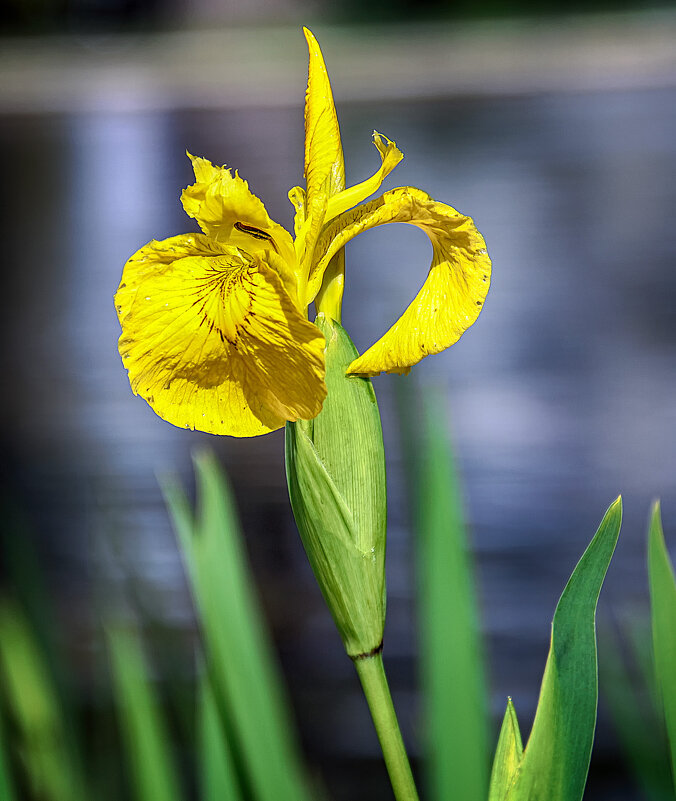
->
xmin=0 ymin=605 xmax=86 ymax=801
xmin=648 ymin=500 xmax=676 ymax=791
xmin=417 ymin=399 xmax=489 ymax=801
xmin=506 ymin=497 xmax=622 ymax=801
xmin=107 ymin=627 xmax=181 ymax=801
xmin=164 ymin=452 xmax=312 ymax=801
xmin=199 ymin=673 xmax=242 ymax=801
xmin=626 ymin=618 xmax=663 ymax=716
xmin=160 ymin=474 xmax=196 ymax=580
xmin=599 ymin=624 xmax=673 ymax=801
xmin=0 ymin=711 xmax=17 ymax=801
xmin=489 ymin=699 xmax=523 ymax=801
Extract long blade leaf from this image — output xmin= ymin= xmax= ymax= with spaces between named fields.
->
xmin=648 ymin=500 xmax=676 ymax=791
xmin=0 ymin=709 xmax=17 ymax=801
xmin=107 ymin=627 xmax=181 ymax=801
xmin=0 ymin=605 xmax=86 ymax=801
xmin=506 ymin=497 xmax=622 ymax=801
xmin=198 ymin=672 xmax=242 ymax=801
xmin=164 ymin=451 xmax=312 ymax=801
xmin=488 ymin=699 xmax=523 ymax=801
xmin=599 ymin=624 xmax=673 ymax=801
xmin=418 ymin=400 xmax=489 ymax=801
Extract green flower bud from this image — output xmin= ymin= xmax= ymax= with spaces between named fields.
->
xmin=285 ymin=314 xmax=387 ymax=658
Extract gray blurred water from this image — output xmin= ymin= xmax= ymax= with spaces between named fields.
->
xmin=1 ymin=87 xmax=675 ymax=799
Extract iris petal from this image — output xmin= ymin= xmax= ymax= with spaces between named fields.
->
xmin=115 ymin=233 xmax=224 ymax=323
xmin=303 ymin=27 xmax=345 ymax=208
xmin=298 ymin=28 xmax=346 ymax=298
xmin=312 ymin=187 xmax=491 ymax=375
xmin=302 ymin=132 xmax=403 ymax=305
xmin=181 ymin=154 xmax=296 ymax=267
xmin=115 ymin=236 xmax=326 ymax=436
xmin=325 ymin=132 xmax=403 ymax=223
xmin=288 ymin=185 xmax=307 ymax=238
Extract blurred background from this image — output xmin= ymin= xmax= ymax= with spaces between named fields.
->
xmin=1 ymin=0 xmax=675 ymax=798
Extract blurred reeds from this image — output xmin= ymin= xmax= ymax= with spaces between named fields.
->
xmin=600 ymin=503 xmax=676 ymax=801
xmin=0 ymin=407 xmax=673 ymax=800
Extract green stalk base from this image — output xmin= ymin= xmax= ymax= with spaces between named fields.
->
xmin=353 ymin=652 xmax=420 ymax=801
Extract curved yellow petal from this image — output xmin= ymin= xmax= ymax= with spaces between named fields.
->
xmin=325 ymin=132 xmax=403 ymax=222
xmin=116 ymin=236 xmax=327 ymax=436
xmin=181 ymin=153 xmax=295 ymax=267
xmin=298 ymin=28 xmax=346 ymax=296
xmin=313 ymin=187 xmax=491 ymax=375
xmin=288 ymin=185 xmax=306 ymax=239
xmin=303 ymin=28 xmax=345 ymax=207
xmin=294 ymin=195 xmax=327 ymax=307
xmin=302 ymin=132 xmax=403 ymax=306
xmin=115 ymin=233 xmax=224 ymax=323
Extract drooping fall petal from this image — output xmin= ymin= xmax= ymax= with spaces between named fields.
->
xmin=312 ymin=187 xmax=491 ymax=375
xmin=115 ymin=233 xmax=222 ymax=322
xmin=115 ymin=236 xmax=326 ymax=436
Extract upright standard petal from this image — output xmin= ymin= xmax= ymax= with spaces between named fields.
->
xmin=181 ymin=154 xmax=296 ymax=266
xmin=116 ymin=236 xmax=326 ymax=436
xmin=325 ymin=132 xmax=403 ymax=223
xmin=288 ymin=185 xmax=307 ymax=238
xmin=303 ymin=28 xmax=345 ymax=207
xmin=313 ymin=187 xmax=491 ymax=375
xmin=297 ymin=28 xmax=346 ymax=297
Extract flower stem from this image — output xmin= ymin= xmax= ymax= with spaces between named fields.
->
xmin=353 ymin=651 xmax=420 ymax=801
xmin=314 ymin=249 xmax=345 ymax=323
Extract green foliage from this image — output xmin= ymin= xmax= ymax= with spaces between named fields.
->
xmin=417 ymin=401 xmax=489 ymax=801
xmin=162 ymin=451 xmax=313 ymax=801
xmin=285 ymin=315 xmax=387 ymax=658
xmin=0 ymin=453 xmax=313 ymax=801
xmin=0 ymin=433 xmax=636 ymax=801
xmin=414 ymin=398 xmax=623 ymax=801
xmin=0 ymin=703 xmax=17 ymax=801
xmin=648 ymin=502 xmax=676 ymax=793
xmin=600 ymin=621 xmax=673 ymax=801
xmin=107 ymin=627 xmax=181 ymax=801
xmin=490 ymin=498 xmax=622 ymax=801
xmin=198 ymin=674 xmax=241 ymax=801
xmin=488 ymin=700 xmax=523 ymax=801
xmin=600 ymin=503 xmax=676 ymax=800
xmin=0 ymin=605 xmax=86 ymax=801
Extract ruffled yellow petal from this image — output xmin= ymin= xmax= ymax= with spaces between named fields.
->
xmin=181 ymin=153 xmax=296 ymax=267
xmin=312 ymin=187 xmax=491 ymax=375
xmin=115 ymin=236 xmax=327 ymax=436
xmin=325 ymin=132 xmax=403 ymax=222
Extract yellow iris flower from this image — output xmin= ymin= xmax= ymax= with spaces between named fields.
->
xmin=115 ymin=28 xmax=491 ymax=437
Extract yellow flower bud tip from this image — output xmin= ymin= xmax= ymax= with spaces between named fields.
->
xmin=116 ymin=29 xmax=490 ymax=436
